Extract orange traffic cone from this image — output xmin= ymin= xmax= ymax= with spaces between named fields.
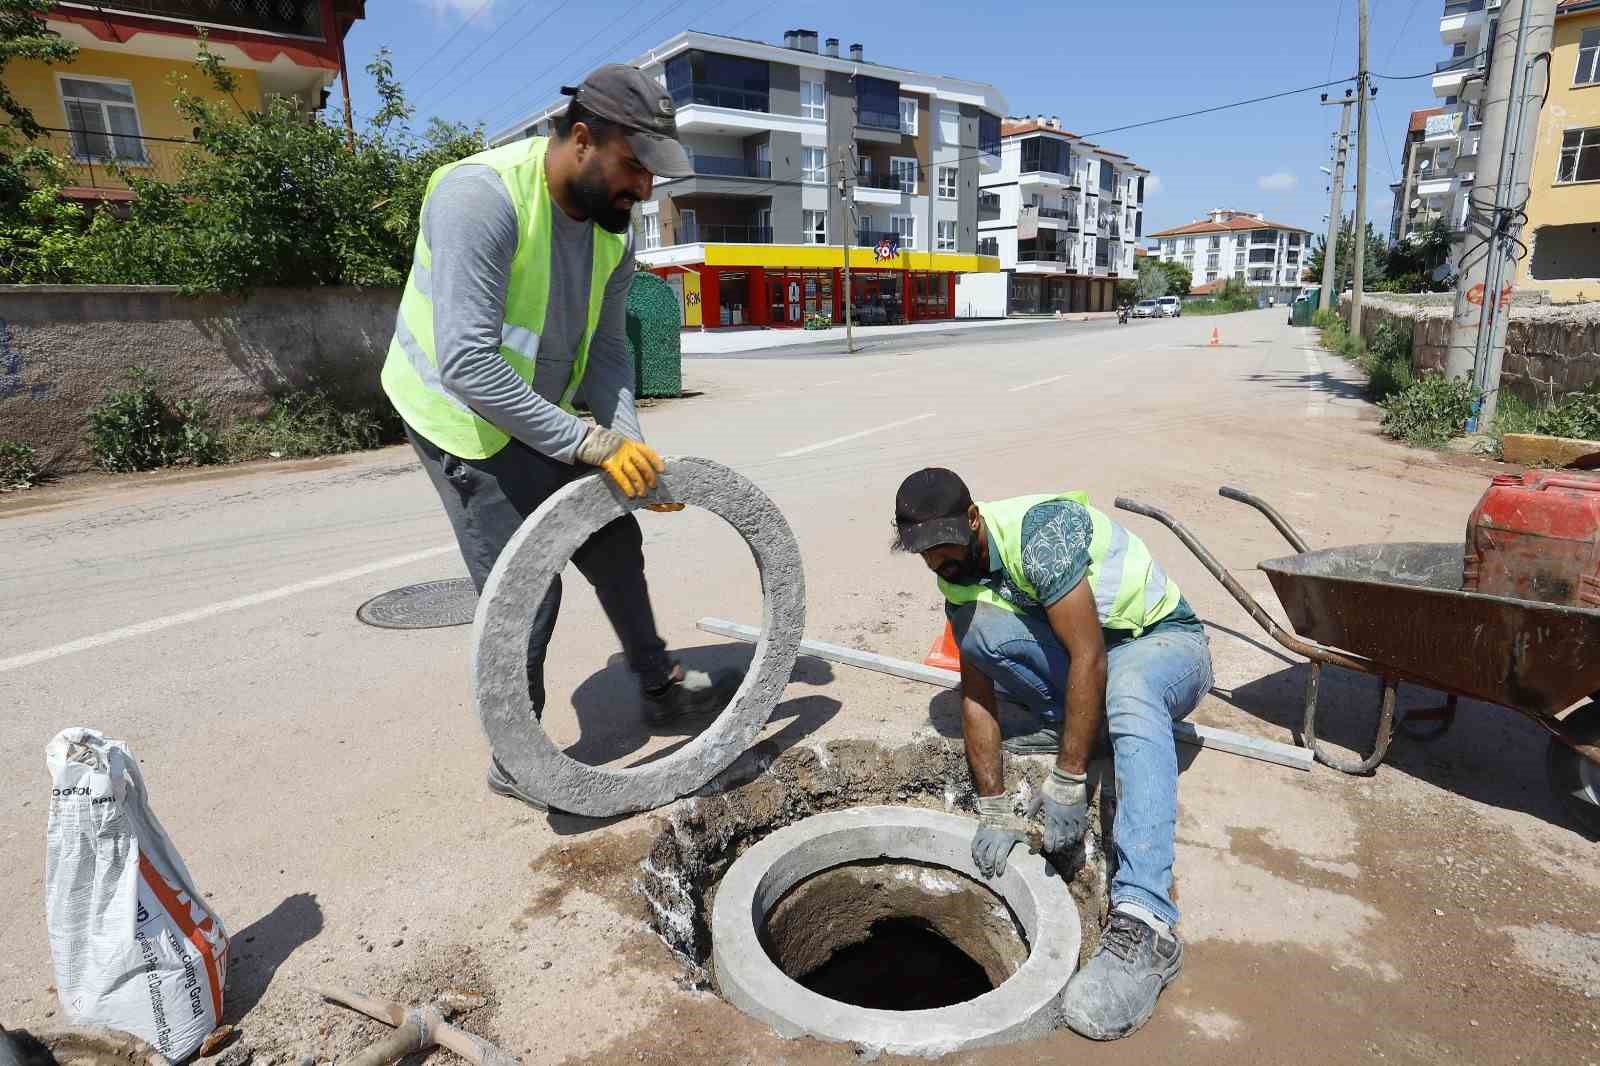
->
xmin=924 ymin=621 xmax=961 ymax=671
xmin=1208 ymin=327 xmax=1220 ymax=347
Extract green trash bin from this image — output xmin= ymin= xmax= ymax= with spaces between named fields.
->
xmin=626 ymin=271 xmax=682 ymax=399
xmin=1290 ymin=288 xmax=1320 ymax=327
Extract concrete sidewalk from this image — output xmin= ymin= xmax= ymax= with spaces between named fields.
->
xmin=680 ymin=313 xmax=1114 ymax=355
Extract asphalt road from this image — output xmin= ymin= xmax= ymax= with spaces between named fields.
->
xmin=4 ymin=309 xmax=1597 ymax=1065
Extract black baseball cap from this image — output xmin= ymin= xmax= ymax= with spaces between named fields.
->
xmin=561 ymin=64 xmax=693 ymax=178
xmin=893 ymin=468 xmax=975 ymax=553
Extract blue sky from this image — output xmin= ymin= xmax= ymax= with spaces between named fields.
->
xmin=338 ymin=0 xmax=1451 ymax=238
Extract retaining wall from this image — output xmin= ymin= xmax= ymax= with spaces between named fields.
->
xmin=0 ymin=285 xmax=401 ymax=473
xmin=1343 ymin=293 xmax=1600 ymax=401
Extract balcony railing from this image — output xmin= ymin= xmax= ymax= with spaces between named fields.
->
xmin=29 ymin=127 xmax=192 ymax=190
xmin=976 ymin=237 xmax=999 ymax=256
xmin=856 ymin=107 xmax=901 ymax=132
xmin=978 ymin=195 xmax=1001 ymax=222
xmin=1435 ymin=54 xmax=1484 ymax=72
xmin=680 ymin=224 xmax=772 ymax=244
xmin=688 ymin=153 xmax=770 ymax=179
xmin=858 ymin=170 xmax=913 ymax=193
xmin=669 ymin=83 xmax=769 ymax=113
xmin=1018 ymin=248 xmax=1075 ymax=268
xmin=857 ymin=228 xmax=911 ymax=248
xmin=61 ymin=0 xmax=324 ymax=37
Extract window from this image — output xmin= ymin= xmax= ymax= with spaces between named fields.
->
xmin=978 ymin=112 xmax=1000 ymax=155
xmin=938 ymin=104 xmax=959 ymax=146
xmin=1206 ymin=271 xmax=1218 ymax=282
xmin=899 ymin=97 xmax=918 ymax=136
xmin=856 ymin=76 xmax=900 ymax=130
xmin=1164 ymin=239 xmax=1176 ymax=256
xmin=938 ymin=165 xmax=957 ymax=199
xmin=937 ymin=219 xmax=957 ymax=251
xmin=1098 ymin=163 xmax=1114 ymax=194
xmin=1235 ymin=251 xmax=1245 ymax=268
xmin=803 ymin=209 xmax=827 ymax=245
xmin=1557 ymin=127 xmax=1600 ymax=183
xmin=677 ymin=209 xmax=697 ymax=243
xmin=800 ymin=78 xmax=825 ymax=120
xmin=1207 ymin=253 xmax=1220 ymax=270
xmin=803 ymin=147 xmax=827 ymax=184
xmin=1183 ymin=238 xmax=1196 ymax=253
xmin=664 ymin=50 xmax=770 ymax=112
xmin=642 ymin=214 xmax=660 ymax=250
xmin=1578 ymin=29 xmax=1600 ymax=86
xmin=891 ymin=214 xmax=916 ymax=249
xmin=59 ymin=76 xmax=146 ymax=163
xmin=891 ymin=157 xmax=918 ymax=194
xmin=1208 ymin=235 xmax=1221 ymax=249
xmin=1019 ymin=135 xmax=1072 ymax=177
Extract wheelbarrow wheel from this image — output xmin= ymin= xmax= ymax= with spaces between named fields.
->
xmin=1547 ymin=702 xmax=1600 ymax=838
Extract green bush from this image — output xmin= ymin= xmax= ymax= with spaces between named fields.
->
xmin=87 ymin=368 xmax=222 ymax=471
xmin=1379 ymin=371 xmax=1476 ymax=447
xmin=220 ymin=388 xmax=402 ymax=460
xmin=1537 ymin=385 xmax=1600 ymax=442
xmin=0 ymin=440 xmax=39 ymax=491
xmin=1359 ymin=320 xmax=1414 ymax=401
xmin=1311 ymin=308 xmax=1340 ymax=331
xmin=1185 ymin=278 xmax=1256 ymax=316
xmin=803 ymin=312 xmax=832 ymax=330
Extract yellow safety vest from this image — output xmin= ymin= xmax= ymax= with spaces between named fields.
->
xmin=939 ymin=492 xmax=1183 ymax=637
xmin=381 ymin=136 xmax=628 ymax=458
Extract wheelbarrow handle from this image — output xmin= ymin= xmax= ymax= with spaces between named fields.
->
xmin=1218 ymin=486 xmax=1312 ymax=554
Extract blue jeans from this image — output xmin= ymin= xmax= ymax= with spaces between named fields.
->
xmin=949 ymin=602 xmax=1214 ymax=928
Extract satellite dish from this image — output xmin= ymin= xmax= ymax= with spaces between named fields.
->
xmin=1431 ymin=262 xmax=1455 ymax=284
xmin=1411 ymin=198 xmax=1422 ymax=209
xmin=1419 ymin=159 xmax=1431 ymax=171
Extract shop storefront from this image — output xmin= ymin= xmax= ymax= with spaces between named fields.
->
xmin=644 ymin=245 xmax=995 ymax=330
xmin=1005 ymin=273 xmax=1117 ymax=316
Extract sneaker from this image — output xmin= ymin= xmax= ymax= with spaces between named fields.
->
xmin=1002 ymin=723 xmax=1062 ymax=755
xmin=486 ymin=759 xmax=555 ymax=813
xmin=642 ymin=664 xmax=741 ymax=726
xmin=1058 ymin=909 xmax=1184 ymax=1041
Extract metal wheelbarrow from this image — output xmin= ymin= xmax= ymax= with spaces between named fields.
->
xmin=1116 ymin=487 xmax=1600 ymax=835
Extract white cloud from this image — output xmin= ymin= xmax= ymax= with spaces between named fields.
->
xmin=1144 ymin=174 xmax=1164 ymax=196
xmin=1258 ymin=171 xmax=1297 ymax=192
xmin=425 ymin=0 xmax=490 ymax=21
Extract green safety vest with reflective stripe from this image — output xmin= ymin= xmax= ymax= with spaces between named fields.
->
xmin=938 ymin=492 xmax=1183 ymax=637
xmin=380 ymin=136 xmax=628 ymax=459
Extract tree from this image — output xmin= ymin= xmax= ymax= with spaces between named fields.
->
xmin=1305 ymin=218 xmax=1388 ymax=293
xmin=1 ymin=0 xmax=77 ymax=138
xmin=1135 ymin=256 xmax=1170 ymax=299
xmin=1382 ymin=217 xmax=1454 ymax=292
xmin=1154 ymin=258 xmax=1191 ymax=297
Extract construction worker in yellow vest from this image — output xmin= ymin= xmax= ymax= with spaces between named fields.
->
xmin=892 ymin=467 xmax=1214 ymax=1041
xmin=382 ymin=65 xmax=737 ymax=813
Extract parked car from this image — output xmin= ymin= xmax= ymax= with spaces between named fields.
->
xmin=1157 ymin=296 xmax=1182 ymax=318
xmin=1132 ymin=299 xmax=1160 ymax=319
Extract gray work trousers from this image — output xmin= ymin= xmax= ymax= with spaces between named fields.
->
xmin=406 ymin=424 xmax=674 ymax=713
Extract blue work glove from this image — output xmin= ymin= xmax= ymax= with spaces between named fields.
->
xmin=972 ymin=793 xmax=1031 ymax=879
xmin=1031 ymin=767 xmax=1089 ymax=854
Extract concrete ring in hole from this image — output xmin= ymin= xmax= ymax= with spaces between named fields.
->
xmin=472 ymin=456 xmax=805 ymax=818
xmin=711 ymin=806 xmax=1081 ymax=1056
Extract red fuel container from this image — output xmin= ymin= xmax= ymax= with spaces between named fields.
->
xmin=1463 ymin=470 xmax=1600 ymax=607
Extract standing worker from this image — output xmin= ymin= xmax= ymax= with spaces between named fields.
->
xmin=891 ymin=468 xmax=1213 ymax=1040
xmin=382 ymin=65 xmax=738 ymax=811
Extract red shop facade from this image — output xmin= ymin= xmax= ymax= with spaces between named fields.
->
xmin=651 ymin=264 xmax=957 ymax=329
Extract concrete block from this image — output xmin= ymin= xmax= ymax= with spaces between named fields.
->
xmin=472 ymin=457 xmax=805 ymax=818
xmin=1501 ymin=432 xmax=1600 ymax=469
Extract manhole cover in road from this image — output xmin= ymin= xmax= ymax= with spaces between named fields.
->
xmin=357 ymin=578 xmax=477 ymax=629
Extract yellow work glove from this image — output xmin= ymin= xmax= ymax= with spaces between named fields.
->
xmin=575 ymin=427 xmax=667 ymax=500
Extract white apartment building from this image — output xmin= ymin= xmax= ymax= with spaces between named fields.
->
xmin=956 ymin=117 xmax=1146 ymax=316
xmin=493 ymin=29 xmax=1005 ymax=329
xmin=1149 ymin=209 xmax=1312 ymax=305
xmin=1422 ymin=0 xmax=1499 ymax=254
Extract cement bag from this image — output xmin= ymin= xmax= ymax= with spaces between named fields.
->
xmin=45 ymin=728 xmax=229 ymax=1062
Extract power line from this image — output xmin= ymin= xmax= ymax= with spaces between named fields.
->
xmin=1374 ymin=48 xmax=1486 ymax=79
xmin=405 ymin=0 xmax=499 ymax=84
xmin=1384 ymin=0 xmax=1423 ymax=65
xmin=1371 ymin=95 xmax=1399 ymax=184
xmin=413 ymin=0 xmax=583 ymax=116
xmin=1327 ymin=0 xmax=1347 ymax=83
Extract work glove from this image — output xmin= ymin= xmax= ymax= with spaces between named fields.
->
xmin=972 ymin=792 xmax=1032 ymax=879
xmin=575 ymin=427 xmax=667 ymax=501
xmin=1031 ymin=767 xmax=1089 ymax=854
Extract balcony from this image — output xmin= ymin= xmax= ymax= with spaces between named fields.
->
xmin=854 ymin=170 xmax=909 ymax=206
xmin=1440 ymin=0 xmax=1486 ymax=43
xmin=1016 ymin=248 xmax=1076 ymax=272
xmin=976 ymin=237 xmax=999 ymax=256
xmin=64 ymin=0 xmax=326 ymax=38
xmin=669 ymin=82 xmax=795 ymax=137
xmin=857 ymin=227 xmax=908 ymax=249
xmin=978 ymin=193 xmax=1001 ymax=222
xmin=670 ymin=83 xmax=767 ymax=114
xmin=677 ymin=223 xmax=772 ymax=244
xmin=34 ymin=127 xmax=190 ymax=198
xmin=1432 ymin=54 xmax=1483 ymax=98
xmin=687 ymin=153 xmax=770 ymax=179
xmin=1037 ymin=205 xmax=1078 ymax=228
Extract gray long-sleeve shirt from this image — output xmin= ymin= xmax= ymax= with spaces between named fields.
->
xmin=423 ymin=162 xmax=641 ymax=463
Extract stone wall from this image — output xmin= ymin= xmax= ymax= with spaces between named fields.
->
xmin=1343 ymin=293 xmax=1600 ymax=401
xmin=0 ymin=285 xmax=401 ymax=473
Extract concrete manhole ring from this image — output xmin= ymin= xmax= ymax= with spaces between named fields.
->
xmin=711 ymin=806 xmax=1081 ymax=1056
xmin=356 ymin=577 xmax=478 ymax=629
xmin=473 ymin=456 xmax=805 ymax=818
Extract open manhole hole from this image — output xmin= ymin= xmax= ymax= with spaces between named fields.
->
xmin=638 ymin=739 xmax=1111 ymax=1057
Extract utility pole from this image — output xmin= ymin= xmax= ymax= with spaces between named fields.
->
xmin=1319 ymin=91 xmax=1354 ymax=312
xmin=836 ymin=145 xmax=856 ymax=354
xmin=1445 ymin=0 xmax=1557 ymax=427
xmin=1350 ymin=0 xmax=1371 ymax=338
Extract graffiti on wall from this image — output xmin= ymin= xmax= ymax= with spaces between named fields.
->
xmin=0 ymin=319 xmax=51 ymax=401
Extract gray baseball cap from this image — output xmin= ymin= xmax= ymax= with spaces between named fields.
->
xmin=560 ymin=64 xmax=693 ymax=178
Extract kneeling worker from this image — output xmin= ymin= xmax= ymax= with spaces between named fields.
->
xmin=891 ymin=468 xmax=1213 ymax=1040
xmin=383 ymin=65 xmax=737 ymax=810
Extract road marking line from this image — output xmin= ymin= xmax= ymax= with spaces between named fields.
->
xmin=1008 ymin=373 xmax=1070 ymax=393
xmin=778 ymin=413 xmax=936 ymax=458
xmin=1304 ymin=348 xmax=1325 ymax=417
xmin=0 ymin=544 xmax=457 ymax=674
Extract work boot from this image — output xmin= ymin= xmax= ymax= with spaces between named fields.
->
xmin=486 ymin=759 xmax=557 ymax=814
xmin=642 ymin=664 xmax=741 ymax=726
xmin=1059 ymin=909 xmax=1184 ymax=1041
xmin=1002 ymin=722 xmax=1061 ymax=755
